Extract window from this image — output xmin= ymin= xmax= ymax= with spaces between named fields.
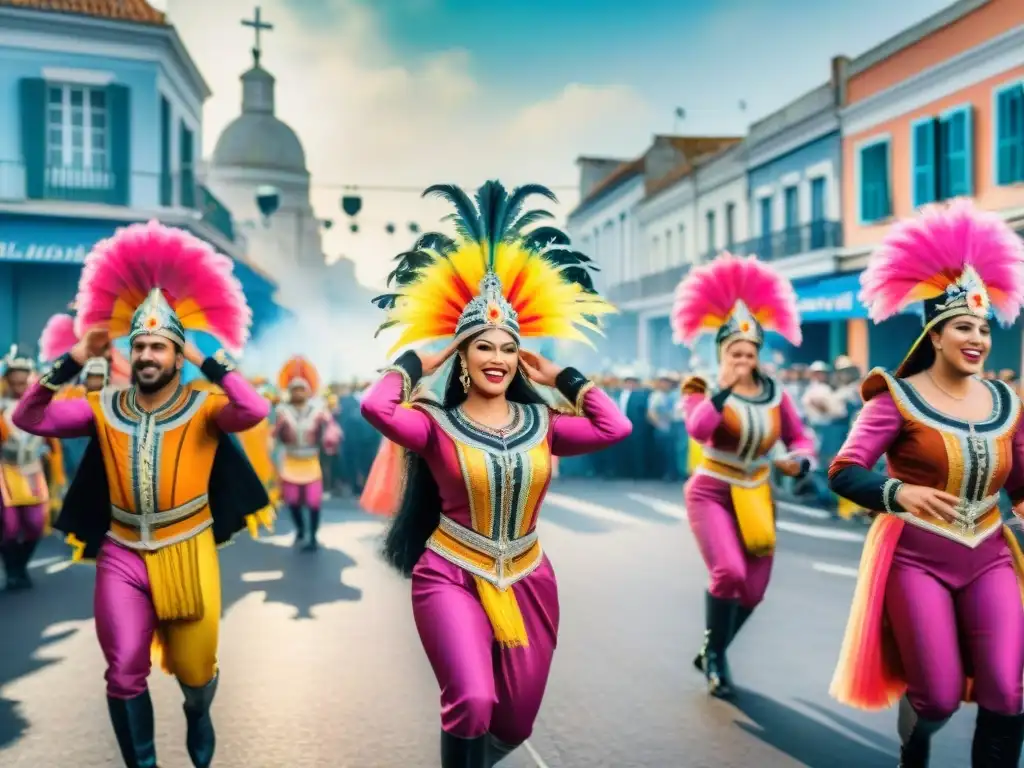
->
xmin=725 ymin=203 xmax=735 ymax=248
xmin=783 ymin=185 xmax=800 ymax=255
xmin=705 ymin=210 xmax=716 ymax=256
xmin=810 ymin=177 xmax=827 ymax=249
xmin=46 ymin=83 xmax=110 ymax=188
xmin=180 ymin=122 xmax=195 ymax=208
xmin=912 ymin=108 xmax=974 ymax=206
xmin=651 ymin=236 xmax=660 ymax=272
xmin=996 ymin=83 xmax=1024 ymax=185
xmin=678 ymin=223 xmax=686 ymax=262
xmin=758 ymin=196 xmax=773 ymax=258
xmin=859 ymin=139 xmax=891 ymax=223
xmin=160 ymin=97 xmax=172 ymax=206
xmin=664 ymin=229 xmax=672 ymax=267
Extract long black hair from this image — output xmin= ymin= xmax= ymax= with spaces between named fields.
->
xmin=896 ymin=318 xmax=950 ymax=378
xmin=381 ymin=345 xmax=545 ymax=577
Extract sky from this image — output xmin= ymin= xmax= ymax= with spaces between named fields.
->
xmin=157 ymin=0 xmax=955 ymax=290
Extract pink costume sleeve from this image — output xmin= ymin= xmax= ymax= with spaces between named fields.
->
xmin=829 ymin=393 xmax=903 ymax=476
xmin=273 ymin=411 xmax=294 ymax=443
xmin=11 ymin=381 xmax=95 ymax=438
xmin=778 ymin=390 xmax=818 ymax=466
xmin=682 ymin=394 xmax=723 ymax=443
xmin=550 ymin=386 xmax=632 ymax=457
xmin=360 ymin=371 xmax=433 ymax=454
xmin=320 ymin=412 xmax=342 ymax=455
xmin=1004 ymin=423 xmax=1024 ymax=504
xmin=210 ymin=372 xmax=271 ymax=433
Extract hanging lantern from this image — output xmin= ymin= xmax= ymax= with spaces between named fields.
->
xmin=322 ymin=219 xmax=334 ymax=230
xmin=341 ymin=194 xmax=362 ymax=217
xmin=408 ymin=222 xmax=420 ymax=234
xmin=385 ymin=223 xmax=395 ymax=235
xmin=349 ymin=223 xmax=359 ymax=233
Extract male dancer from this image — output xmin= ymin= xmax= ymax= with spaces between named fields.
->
xmin=274 ymin=356 xmax=340 ymax=550
xmin=13 ymin=291 xmax=269 ymax=767
xmin=0 ymin=346 xmax=62 ymax=590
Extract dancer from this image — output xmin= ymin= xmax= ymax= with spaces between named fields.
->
xmin=12 ymin=220 xmax=269 ymax=768
xmin=39 ymin=311 xmax=132 ymax=387
xmin=361 ymin=181 xmax=630 ymax=767
xmin=672 ymin=253 xmax=815 ymax=698
xmin=0 ymin=346 xmax=64 ymax=590
xmin=273 ymin=356 xmax=340 ymax=550
xmin=234 ymin=378 xmax=280 ymax=538
xmin=828 ymin=199 xmax=1024 ymax=767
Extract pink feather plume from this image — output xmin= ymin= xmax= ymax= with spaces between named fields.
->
xmin=671 ymin=252 xmax=802 ymax=346
xmin=860 ymin=198 xmax=1024 ymax=325
xmin=74 ymin=220 xmax=252 ymax=355
xmin=39 ymin=313 xmax=79 ymax=361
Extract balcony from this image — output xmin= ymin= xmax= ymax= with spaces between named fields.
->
xmin=608 ymin=263 xmax=691 ymax=304
xmin=725 ymin=220 xmax=843 ymax=261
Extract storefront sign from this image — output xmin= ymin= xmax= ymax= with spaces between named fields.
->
xmin=0 ymin=215 xmax=122 ymax=264
xmin=794 ymin=272 xmax=919 ymax=323
xmin=0 ymin=240 xmax=89 ymax=263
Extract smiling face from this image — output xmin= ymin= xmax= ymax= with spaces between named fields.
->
xmin=130 ymin=334 xmax=182 ymax=394
xmin=461 ymin=328 xmax=518 ymax=398
xmin=930 ymin=314 xmax=991 ymax=376
xmin=4 ymin=369 xmax=29 ymax=399
xmin=722 ymin=339 xmax=759 ymax=374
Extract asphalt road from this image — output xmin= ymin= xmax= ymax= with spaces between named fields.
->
xmin=0 ymin=479 xmax=990 ymax=767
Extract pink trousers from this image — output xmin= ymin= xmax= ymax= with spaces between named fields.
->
xmin=281 ymin=479 xmax=323 ymax=509
xmin=411 ymin=549 xmax=559 ymax=744
xmin=1 ymin=502 xmax=47 ymax=542
xmin=684 ymin=473 xmax=773 ymax=607
xmin=886 ymin=524 xmax=1024 ymax=720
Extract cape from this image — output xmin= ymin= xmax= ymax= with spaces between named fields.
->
xmin=56 ymin=431 xmax=270 ymax=560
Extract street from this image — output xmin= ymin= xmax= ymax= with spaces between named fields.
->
xmin=0 ymin=479 xmax=982 ymax=767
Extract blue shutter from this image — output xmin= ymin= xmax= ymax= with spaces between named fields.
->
xmin=942 ymin=108 xmax=970 ymax=198
xmin=19 ymin=78 xmax=47 ymax=199
xmin=997 ymin=86 xmax=1024 ymax=185
xmin=912 ymin=119 xmax=936 ymax=207
xmin=107 ymin=84 xmax=130 ymax=206
xmin=879 ymin=142 xmax=892 ymax=218
xmin=159 ymin=97 xmax=172 ymax=206
xmin=960 ymin=107 xmax=974 ymax=196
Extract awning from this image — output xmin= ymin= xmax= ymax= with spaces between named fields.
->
xmin=794 ymin=271 xmax=918 ymax=322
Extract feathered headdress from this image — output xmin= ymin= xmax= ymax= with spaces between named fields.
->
xmin=73 ymin=220 xmax=251 ymax=355
xmin=39 ymin=312 xmax=130 ymax=385
xmin=2 ymin=344 xmax=35 ymax=374
xmin=371 ymin=181 xmax=615 ymax=355
xmin=278 ymin=356 xmax=320 ymax=393
xmin=671 ymin=252 xmax=802 ymax=356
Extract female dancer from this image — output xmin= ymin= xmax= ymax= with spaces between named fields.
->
xmin=829 ymin=199 xmax=1024 ymax=767
xmin=672 ymin=253 xmax=815 ymax=698
xmin=361 ymin=181 xmax=630 ymax=767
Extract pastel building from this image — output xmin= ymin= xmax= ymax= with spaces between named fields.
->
xmin=839 ymin=0 xmax=1024 ymax=371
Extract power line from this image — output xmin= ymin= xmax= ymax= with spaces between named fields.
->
xmin=308 ymin=181 xmax=579 ymax=194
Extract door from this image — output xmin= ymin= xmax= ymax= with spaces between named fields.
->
xmin=810 ymin=177 xmax=826 ymax=249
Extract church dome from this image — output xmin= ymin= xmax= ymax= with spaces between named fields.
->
xmin=211 ymin=65 xmax=307 ymax=174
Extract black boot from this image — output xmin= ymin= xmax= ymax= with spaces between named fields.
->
xmin=699 ymin=592 xmax=738 ymax=698
xmin=1 ymin=542 xmax=16 ymax=590
xmin=16 ymin=540 xmax=36 ymax=588
xmin=289 ymin=505 xmax=305 ymax=547
xmin=971 ymin=707 xmax=1024 ymax=767
xmin=180 ymin=673 xmax=218 ymax=768
xmin=302 ymin=509 xmax=320 ymax=551
xmin=440 ymin=731 xmax=488 ymax=768
xmin=487 ymin=734 xmax=519 ymax=766
xmin=107 ymin=690 xmax=158 ymax=768
xmin=694 ymin=603 xmax=753 ymax=671
xmin=897 ymin=697 xmax=948 ymax=768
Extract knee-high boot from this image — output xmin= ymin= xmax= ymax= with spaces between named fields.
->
xmin=441 ymin=731 xmax=488 ymax=768
xmin=971 ymin=708 xmax=1024 ymax=767
xmin=897 ymin=697 xmax=949 ymax=768
xmin=487 ymin=735 xmax=519 ymax=766
xmin=698 ymin=592 xmax=738 ymax=698
xmin=302 ymin=509 xmax=320 ymax=551
xmin=107 ymin=690 xmax=158 ymax=768
xmin=693 ymin=599 xmax=753 ymax=672
xmin=288 ymin=505 xmax=305 ymax=546
xmin=180 ymin=673 xmax=218 ymax=768
xmin=16 ymin=539 xmax=37 ymax=587
xmin=1 ymin=541 xmax=17 ymax=590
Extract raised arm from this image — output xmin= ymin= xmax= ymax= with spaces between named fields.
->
xmin=778 ymin=390 xmax=817 ymax=473
xmin=202 ymin=355 xmax=271 ymax=433
xmin=360 ymin=351 xmax=433 ymax=454
xmin=680 ymin=376 xmax=730 ymax=443
xmin=549 ymin=368 xmax=631 ymax=457
xmin=11 ymin=354 xmax=95 ymax=438
xmin=827 ymin=393 xmax=904 ymax=512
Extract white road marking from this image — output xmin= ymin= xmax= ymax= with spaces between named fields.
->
xmin=812 ymin=562 xmax=860 ymax=578
xmin=45 ymin=560 xmax=74 ymax=574
xmin=776 ymin=500 xmax=831 ymax=520
xmin=626 ymin=492 xmax=687 ymax=519
xmin=241 ymin=570 xmax=285 ymax=582
xmin=522 ymin=740 xmax=550 ymax=768
xmin=27 ymin=556 xmax=62 ymax=570
xmin=776 ymin=520 xmax=865 ymax=542
xmin=543 ymin=492 xmax=641 ymax=525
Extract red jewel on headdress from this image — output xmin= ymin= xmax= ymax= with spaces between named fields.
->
xmin=970 ymin=292 xmax=983 ymax=309
xmin=144 ymin=315 xmax=159 ymax=330
xmin=486 ymin=303 xmax=502 ymax=324
xmin=739 ymin=321 xmax=751 ymax=333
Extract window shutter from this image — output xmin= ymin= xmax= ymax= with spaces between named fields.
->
xmin=106 ymin=83 xmax=131 ymax=206
xmin=880 ymin=142 xmax=891 ymax=218
xmin=159 ymin=96 xmax=172 ymax=206
xmin=18 ymin=78 xmax=47 ymax=200
xmin=959 ymin=107 xmax=974 ymax=197
xmin=912 ymin=119 xmax=936 ymax=207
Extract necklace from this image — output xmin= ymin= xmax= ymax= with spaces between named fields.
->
xmin=925 ymin=370 xmax=967 ymax=401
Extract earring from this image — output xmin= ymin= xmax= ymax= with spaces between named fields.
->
xmin=459 ymin=357 xmax=470 ymax=393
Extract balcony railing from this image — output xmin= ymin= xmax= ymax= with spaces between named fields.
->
xmin=0 ymin=159 xmax=238 ymax=243
xmin=725 ymin=220 xmax=843 ymax=261
xmin=608 ymin=263 xmax=691 ymax=304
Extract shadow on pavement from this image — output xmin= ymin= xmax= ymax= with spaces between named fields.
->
xmin=219 ymin=528 xmax=363 ymax=620
xmin=732 ymin=688 xmax=896 ymax=768
xmin=0 ymin=536 xmax=96 ymax=749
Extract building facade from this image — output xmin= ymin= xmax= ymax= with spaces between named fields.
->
xmin=0 ymin=0 xmax=283 ymax=354
xmin=839 ymin=0 xmax=1024 ymax=371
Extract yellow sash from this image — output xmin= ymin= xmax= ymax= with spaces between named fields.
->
xmin=730 ymin=481 xmax=776 ymax=556
xmin=0 ymin=464 xmax=48 ymax=506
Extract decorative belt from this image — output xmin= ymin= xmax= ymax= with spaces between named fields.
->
xmin=108 ymin=494 xmax=211 ymax=551
xmin=696 ymin=453 xmax=771 ymax=489
xmin=426 ymin=514 xmax=543 ymax=590
xmin=897 ymin=493 xmax=1002 ymax=548
xmin=284 ymin=446 xmax=319 ymax=459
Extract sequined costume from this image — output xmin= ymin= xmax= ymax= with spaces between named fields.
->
xmin=362 ymin=181 xmax=628 ymax=767
xmin=828 ymin=200 xmax=1024 ymax=766
xmin=671 ymin=254 xmax=815 ymax=697
xmin=12 ymin=221 xmax=269 ymax=768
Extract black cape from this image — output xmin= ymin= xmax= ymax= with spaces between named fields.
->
xmin=56 ymin=433 xmax=269 ymax=560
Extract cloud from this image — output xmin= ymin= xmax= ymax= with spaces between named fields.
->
xmin=164 ymin=0 xmax=652 ymax=289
